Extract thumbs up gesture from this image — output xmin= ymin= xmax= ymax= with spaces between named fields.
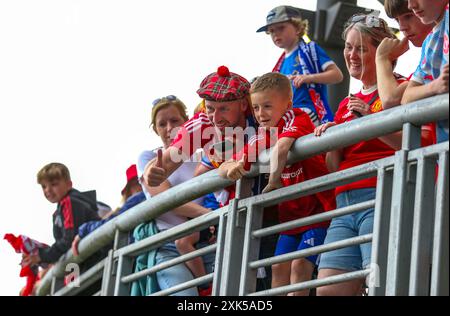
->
xmin=144 ymin=149 xmax=167 ymax=187
xmin=218 ymin=154 xmax=248 ymax=181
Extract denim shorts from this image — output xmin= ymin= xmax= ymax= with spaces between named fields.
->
xmin=274 ymin=228 xmax=328 ymax=266
xmin=318 ymin=188 xmax=376 ymax=272
xmin=155 ymin=242 xmax=198 ymax=296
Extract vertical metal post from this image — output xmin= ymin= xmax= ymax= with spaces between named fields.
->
xmin=369 ymin=168 xmax=393 ymax=296
xmin=430 ymin=151 xmax=449 ymax=296
xmin=100 ymin=249 xmax=115 ymax=296
xmin=239 ymin=204 xmax=264 ymax=295
xmin=386 ymin=123 xmax=421 ymax=295
xmin=112 ymin=230 xmax=133 ymax=296
xmin=409 ymin=157 xmax=436 ymax=295
xmin=212 ymin=213 xmax=227 ymax=296
xmin=114 ymin=254 xmax=134 ymax=296
xmin=402 ymin=123 xmax=422 ymax=150
xmin=219 ymin=178 xmax=250 ymax=295
xmin=50 ymin=276 xmax=64 ymax=296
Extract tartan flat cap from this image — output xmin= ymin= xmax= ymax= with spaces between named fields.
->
xmin=197 ymin=66 xmax=250 ymax=102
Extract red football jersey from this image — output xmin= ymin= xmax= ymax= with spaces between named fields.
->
xmin=236 ymin=109 xmax=335 ymax=235
xmin=333 ymin=84 xmax=402 ymax=195
xmin=170 ymin=112 xmax=217 ymax=159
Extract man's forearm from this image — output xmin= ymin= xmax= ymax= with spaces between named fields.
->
xmin=173 ymin=202 xmax=210 ymax=218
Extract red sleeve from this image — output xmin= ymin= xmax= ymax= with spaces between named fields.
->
xmin=170 ymin=112 xmax=215 ymax=157
xmin=316 ymin=188 xmax=336 ymax=212
xmin=60 ymin=195 xmax=74 ymax=229
xmin=334 ymin=98 xmax=350 ymax=125
xmin=233 ymin=109 xmax=315 ymax=171
xmin=233 ymin=131 xmax=272 ymax=171
xmin=279 ymin=109 xmax=315 ymax=140
xmin=422 ymin=123 xmax=436 ymax=146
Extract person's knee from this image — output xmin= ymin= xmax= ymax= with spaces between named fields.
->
xmin=272 ymin=263 xmax=285 ymax=275
xmin=291 ymin=258 xmax=312 ymax=275
xmin=316 ymin=269 xmax=341 ymax=296
xmin=316 ymin=285 xmax=337 ymax=296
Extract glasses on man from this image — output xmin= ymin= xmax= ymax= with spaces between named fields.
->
xmin=152 ymin=95 xmax=177 ymax=106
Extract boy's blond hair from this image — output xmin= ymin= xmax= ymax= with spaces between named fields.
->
xmin=37 ymin=162 xmax=71 ymax=184
xmin=265 ymin=18 xmax=309 ymax=41
xmin=193 ymin=101 xmax=205 ymax=115
xmin=250 ymin=72 xmax=293 ymax=100
xmin=289 ymin=18 xmax=309 ymax=40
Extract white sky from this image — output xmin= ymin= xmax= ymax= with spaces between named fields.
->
xmin=0 ymin=0 xmax=421 ymax=296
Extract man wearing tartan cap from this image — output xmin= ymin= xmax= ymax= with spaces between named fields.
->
xmin=197 ymin=66 xmax=251 ymax=102
xmin=143 ymin=65 xmax=256 ymax=187
xmin=143 ymin=66 xmax=278 ymax=293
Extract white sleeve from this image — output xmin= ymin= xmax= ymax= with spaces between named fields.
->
xmin=137 ymin=149 xmax=158 ymax=200
xmin=137 ymin=149 xmax=158 ymax=179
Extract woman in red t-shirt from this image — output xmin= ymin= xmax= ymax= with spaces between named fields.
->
xmin=313 ymin=14 xmax=402 ymax=296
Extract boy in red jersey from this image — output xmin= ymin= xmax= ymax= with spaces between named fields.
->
xmin=219 ymin=72 xmax=335 ymax=295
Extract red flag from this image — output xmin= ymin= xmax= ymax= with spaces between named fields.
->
xmin=4 ymin=234 xmax=48 ymax=296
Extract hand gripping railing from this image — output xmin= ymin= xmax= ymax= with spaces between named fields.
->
xmin=36 ymin=93 xmax=449 ymax=296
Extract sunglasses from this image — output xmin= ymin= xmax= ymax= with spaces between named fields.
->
xmin=345 ymin=13 xmax=387 ymax=29
xmin=152 ymin=95 xmax=177 ymax=106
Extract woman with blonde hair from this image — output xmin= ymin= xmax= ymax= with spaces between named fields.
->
xmin=136 ymin=95 xmax=213 ymax=296
xmin=314 ymin=14 xmax=408 ymax=296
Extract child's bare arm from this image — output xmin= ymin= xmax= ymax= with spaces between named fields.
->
xmin=402 ymin=64 xmax=449 ymax=104
xmin=71 ymin=235 xmax=81 ymax=256
xmin=289 ymin=64 xmax=343 ymax=88
xmin=263 ymin=137 xmax=296 ymax=193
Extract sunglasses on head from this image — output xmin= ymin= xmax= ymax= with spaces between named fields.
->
xmin=346 ymin=13 xmax=386 ymax=29
xmin=152 ymin=95 xmax=177 ymax=106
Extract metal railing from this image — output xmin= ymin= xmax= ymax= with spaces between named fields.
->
xmin=36 ymin=94 xmax=449 ymax=296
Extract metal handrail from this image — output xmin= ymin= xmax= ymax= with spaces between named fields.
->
xmin=253 ymin=200 xmax=375 ymax=238
xmin=249 ymin=234 xmax=373 ymax=269
xmin=36 ymin=93 xmax=449 ymax=296
xmin=250 ymin=269 xmax=372 ymax=296
xmin=121 ymin=244 xmax=217 ymax=284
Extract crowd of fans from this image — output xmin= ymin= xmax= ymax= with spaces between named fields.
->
xmin=7 ymin=0 xmax=448 ymax=296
